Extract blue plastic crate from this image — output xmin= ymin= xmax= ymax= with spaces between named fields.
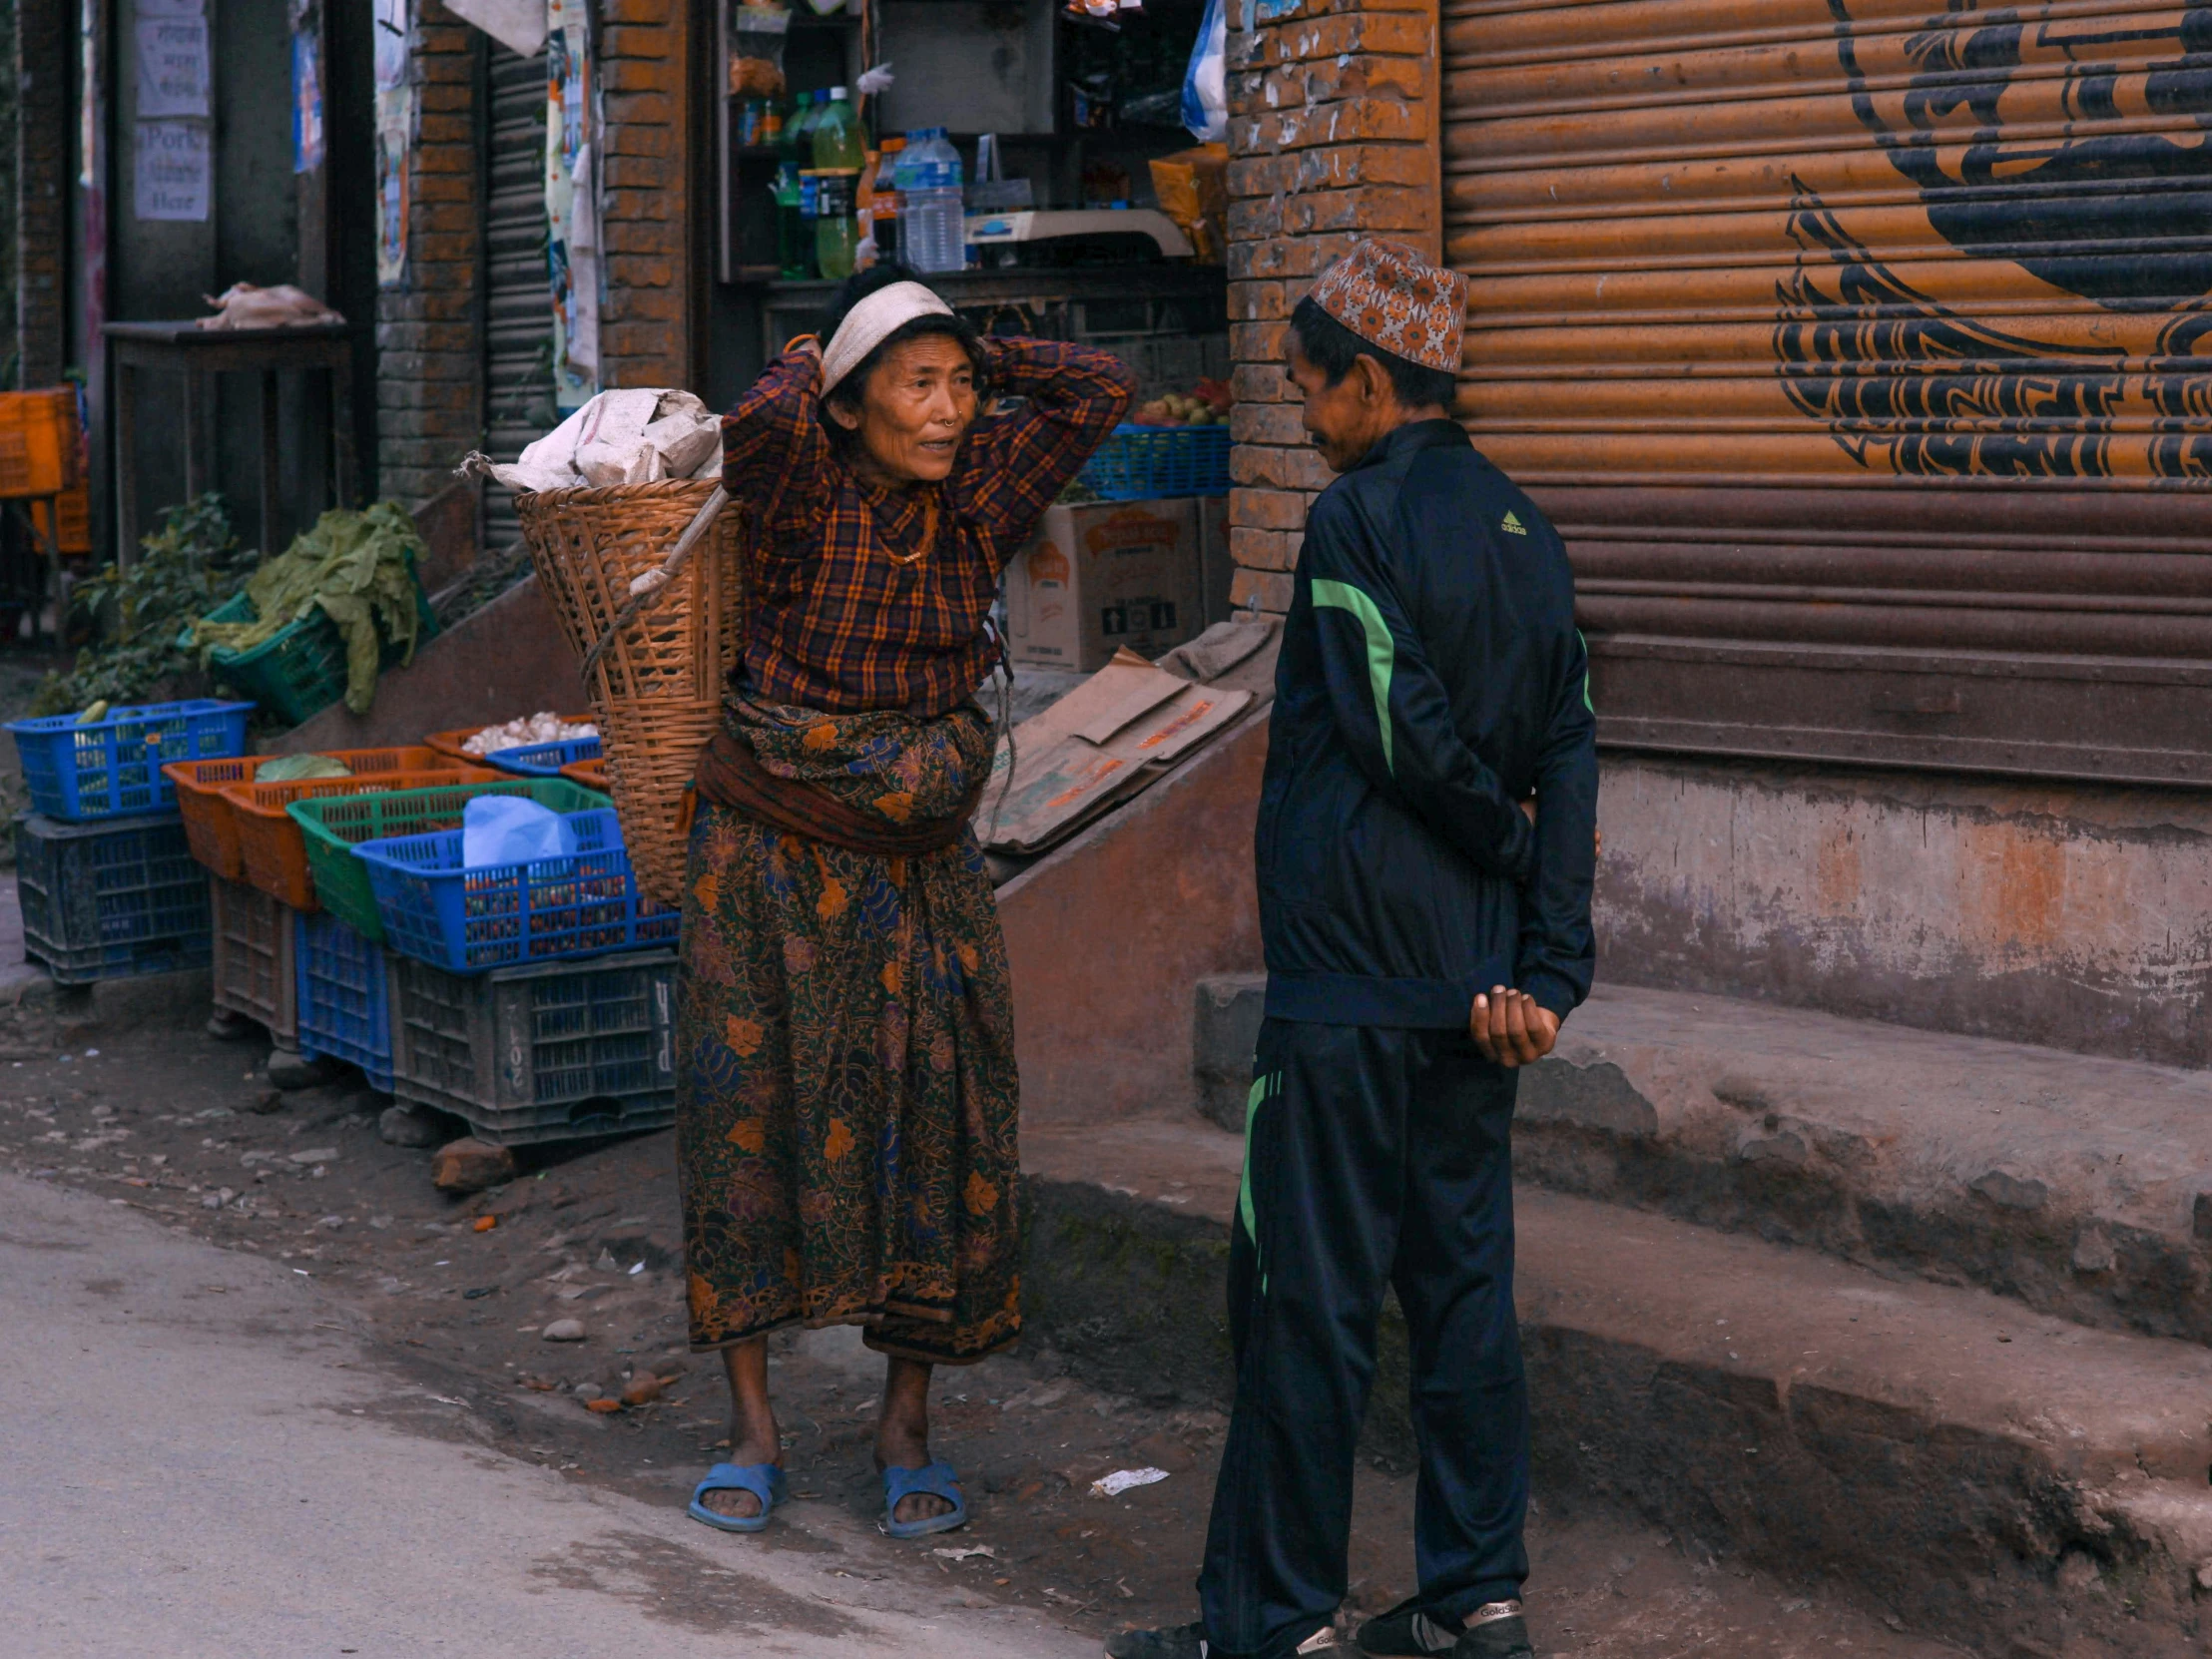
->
xmin=1078 ymin=422 xmax=1230 ymax=501
xmin=7 ymin=700 xmax=254 ymax=821
xmin=294 ymin=909 xmax=394 ymax=1090
xmin=481 ymin=735 xmax=603 ymax=778
xmin=351 ymin=809 xmax=679 ymax=973
xmin=14 ymin=812 xmax=213 ymax=983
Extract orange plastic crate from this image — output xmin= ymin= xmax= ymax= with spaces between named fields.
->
xmin=166 ymin=746 xmax=482 ymax=882
xmin=225 ymin=763 xmax=498 ymax=908
xmin=0 ymin=389 xmax=78 ymax=501
xmin=560 ymin=756 xmax=609 ymax=791
xmin=424 ymin=714 xmax=596 ymax=766
xmin=27 ymin=484 xmax=90 ymax=554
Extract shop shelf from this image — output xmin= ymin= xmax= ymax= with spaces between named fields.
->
xmin=8 ymin=700 xmax=253 ymax=822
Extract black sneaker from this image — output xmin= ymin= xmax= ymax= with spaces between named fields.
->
xmin=1106 ymin=1625 xmax=1210 ymax=1659
xmin=1357 ymin=1596 xmax=1462 ymax=1656
xmin=1454 ymin=1601 xmax=1533 ymax=1659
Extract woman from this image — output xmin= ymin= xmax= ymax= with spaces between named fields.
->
xmin=677 ymin=264 xmax=1133 ymax=1538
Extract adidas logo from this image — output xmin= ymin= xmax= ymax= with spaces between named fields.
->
xmin=1499 ymin=510 xmax=1528 ymax=536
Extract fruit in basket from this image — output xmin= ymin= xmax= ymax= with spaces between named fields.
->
xmin=76 ymin=701 xmax=108 ymax=725
xmin=1132 ymin=384 xmax=1234 ymax=428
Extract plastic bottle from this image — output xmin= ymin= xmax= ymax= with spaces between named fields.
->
xmin=775 ymin=92 xmax=816 ymax=279
xmin=811 ymin=87 xmax=864 ymax=281
xmin=897 ymin=128 xmax=966 ymax=276
xmin=869 ymin=136 xmax=905 ymax=264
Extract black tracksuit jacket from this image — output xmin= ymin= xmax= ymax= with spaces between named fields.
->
xmin=1256 ymin=417 xmax=1598 ymax=1028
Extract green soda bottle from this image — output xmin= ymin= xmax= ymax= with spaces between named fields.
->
xmin=777 ymin=92 xmax=816 ymax=279
xmin=812 ymin=87 xmax=865 ymax=281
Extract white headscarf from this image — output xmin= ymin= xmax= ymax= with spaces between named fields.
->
xmin=821 ymin=281 xmax=957 ymax=395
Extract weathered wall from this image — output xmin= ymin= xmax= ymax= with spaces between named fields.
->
xmin=1596 ymin=755 xmax=2212 ymax=1068
xmin=1223 ymin=0 xmax=1440 ymax=616
xmin=597 ymin=1 xmax=691 ymax=389
xmin=15 ymin=0 xmax=68 ymax=389
xmin=376 ymin=4 xmax=484 ymax=512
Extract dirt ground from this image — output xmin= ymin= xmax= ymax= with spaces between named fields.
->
xmin=0 ymin=1019 xmax=1971 ymax=1658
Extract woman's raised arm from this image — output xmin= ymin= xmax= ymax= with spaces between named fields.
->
xmin=954 ymin=338 xmax=1135 ymax=547
xmin=722 ymin=339 xmax=838 ymax=544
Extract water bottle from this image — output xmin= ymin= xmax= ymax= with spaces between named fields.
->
xmin=812 ymin=87 xmax=864 ymax=281
xmin=897 ymin=128 xmax=965 ymax=276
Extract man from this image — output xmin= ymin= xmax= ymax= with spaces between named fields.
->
xmin=1109 ymin=240 xmax=1598 ymax=1659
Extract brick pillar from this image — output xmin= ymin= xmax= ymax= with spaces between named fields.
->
xmin=374 ymin=4 xmax=484 ymax=511
xmin=15 ymin=0 xmax=70 ymax=388
xmin=597 ymin=1 xmax=690 ymax=389
xmin=1223 ymin=0 xmax=1440 ymax=613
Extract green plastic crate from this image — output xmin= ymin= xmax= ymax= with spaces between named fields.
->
xmin=185 ymin=570 xmax=441 ymax=728
xmin=286 ymin=777 xmax=611 ymax=943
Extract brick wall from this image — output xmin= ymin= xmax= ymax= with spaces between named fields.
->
xmin=597 ymin=1 xmax=690 ymax=389
xmin=1223 ymin=0 xmax=1441 ymax=613
xmin=15 ymin=0 xmax=69 ymax=388
xmin=376 ymin=3 xmax=484 ymax=511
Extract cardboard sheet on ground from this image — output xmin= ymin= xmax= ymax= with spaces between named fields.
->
xmin=979 ymin=645 xmax=1253 ymax=854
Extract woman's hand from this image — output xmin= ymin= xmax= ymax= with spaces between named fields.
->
xmin=1470 ymin=986 xmax=1560 ymax=1068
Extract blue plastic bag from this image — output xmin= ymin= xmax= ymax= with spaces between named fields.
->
xmin=461 ymin=796 xmax=579 ymax=868
xmin=1182 ymin=0 xmax=1227 ymax=144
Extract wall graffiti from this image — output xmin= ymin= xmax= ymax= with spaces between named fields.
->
xmin=1776 ymin=1 xmax=2212 ymax=482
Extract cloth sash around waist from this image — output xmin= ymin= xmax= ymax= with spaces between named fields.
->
xmin=690 ymin=725 xmax=985 ymax=857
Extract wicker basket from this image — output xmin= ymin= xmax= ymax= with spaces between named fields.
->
xmin=513 ymin=479 xmax=745 ymax=907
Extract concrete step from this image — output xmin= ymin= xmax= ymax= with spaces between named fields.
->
xmin=1192 ymin=976 xmax=2212 ymax=1352
xmin=1020 ymin=1115 xmax=2212 ymax=1659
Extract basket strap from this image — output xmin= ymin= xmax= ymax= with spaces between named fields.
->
xmin=578 ymin=484 xmax=731 ymax=685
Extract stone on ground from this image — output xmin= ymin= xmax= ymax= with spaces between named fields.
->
xmin=431 ymin=1137 xmax=515 ymax=1194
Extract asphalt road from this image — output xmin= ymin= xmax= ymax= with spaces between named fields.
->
xmin=0 ymin=1171 xmax=1092 ymax=1659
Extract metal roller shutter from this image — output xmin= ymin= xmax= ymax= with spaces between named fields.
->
xmin=483 ymin=46 xmax=555 ymax=552
xmin=1443 ymin=0 xmax=2212 ymax=785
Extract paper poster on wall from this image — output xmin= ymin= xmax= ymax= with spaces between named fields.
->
xmin=374 ymin=82 xmax=414 ymax=287
xmin=134 ymin=121 xmax=211 ymax=221
xmin=292 ymin=28 xmax=324 ymax=173
xmin=373 ymin=0 xmax=408 ymax=91
xmin=546 ymin=0 xmax=599 ymax=411
xmin=135 ymin=16 xmax=210 ymax=119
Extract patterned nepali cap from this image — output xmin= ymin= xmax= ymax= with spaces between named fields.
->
xmin=1309 ymin=239 xmax=1468 ymax=374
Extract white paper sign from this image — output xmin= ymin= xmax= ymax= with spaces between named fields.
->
xmin=134 ymin=121 xmax=211 ymax=222
xmin=136 ymin=18 xmax=210 ymax=118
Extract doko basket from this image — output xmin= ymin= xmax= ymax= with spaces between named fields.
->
xmin=294 ymin=908 xmax=394 ymax=1090
xmin=226 ymin=764 xmax=503 ymax=912
xmin=166 ymin=745 xmax=477 ymax=882
xmin=185 ymin=568 xmax=442 ymax=728
xmin=351 ymin=808 xmax=679 ymax=973
xmin=286 ymin=777 xmax=611 ymax=943
xmin=388 ymin=948 xmax=676 ymax=1146
xmin=1079 ymin=422 xmax=1230 ymax=501
xmin=210 ymin=875 xmax=297 ymax=1041
xmin=14 ymin=812 xmax=212 ymax=983
xmin=515 ymin=479 xmax=746 ymax=908
xmin=8 ymin=700 xmax=252 ymax=822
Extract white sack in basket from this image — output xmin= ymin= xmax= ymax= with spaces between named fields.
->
xmin=460 ymin=387 xmax=722 ymax=494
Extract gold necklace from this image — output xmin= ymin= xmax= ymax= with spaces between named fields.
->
xmin=883 ymin=493 xmax=938 ymax=568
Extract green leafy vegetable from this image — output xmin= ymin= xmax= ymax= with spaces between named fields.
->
xmin=256 ymin=753 xmax=352 ymax=782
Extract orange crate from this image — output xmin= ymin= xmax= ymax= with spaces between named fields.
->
xmin=166 ymin=746 xmax=482 ymax=882
xmin=226 ymin=764 xmax=498 ymax=909
xmin=425 ymin=714 xmax=596 ymax=766
xmin=560 ymin=756 xmax=609 ymax=791
xmin=0 ymin=389 xmax=77 ymax=501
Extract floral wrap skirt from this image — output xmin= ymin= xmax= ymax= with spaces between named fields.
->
xmin=674 ymin=696 xmax=1022 ymax=1365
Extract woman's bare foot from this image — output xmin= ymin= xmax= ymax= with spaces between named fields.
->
xmin=872 ymin=1354 xmax=955 ymax=1526
xmin=700 ymin=1338 xmax=782 ymax=1521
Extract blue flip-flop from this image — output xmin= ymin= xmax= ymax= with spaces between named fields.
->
xmin=882 ymin=1460 xmax=968 ymax=1539
xmin=689 ymin=1461 xmax=788 ymax=1533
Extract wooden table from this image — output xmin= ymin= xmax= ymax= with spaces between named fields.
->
xmin=103 ymin=321 xmax=360 ymax=566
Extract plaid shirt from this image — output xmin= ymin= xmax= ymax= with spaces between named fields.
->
xmin=722 ymin=335 xmax=1134 ymax=716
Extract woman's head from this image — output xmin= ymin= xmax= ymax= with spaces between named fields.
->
xmin=818 ymin=264 xmax=988 ymax=486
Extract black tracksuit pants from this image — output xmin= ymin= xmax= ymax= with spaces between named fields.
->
xmin=1197 ymin=1017 xmax=1530 ymax=1659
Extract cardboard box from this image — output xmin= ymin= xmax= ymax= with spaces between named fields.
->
xmin=1004 ymin=498 xmax=1202 ymax=673
xmin=1195 ymin=492 xmax=1232 ymax=627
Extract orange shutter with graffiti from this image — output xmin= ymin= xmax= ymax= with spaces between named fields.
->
xmin=1445 ymin=0 xmax=2212 ymax=783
